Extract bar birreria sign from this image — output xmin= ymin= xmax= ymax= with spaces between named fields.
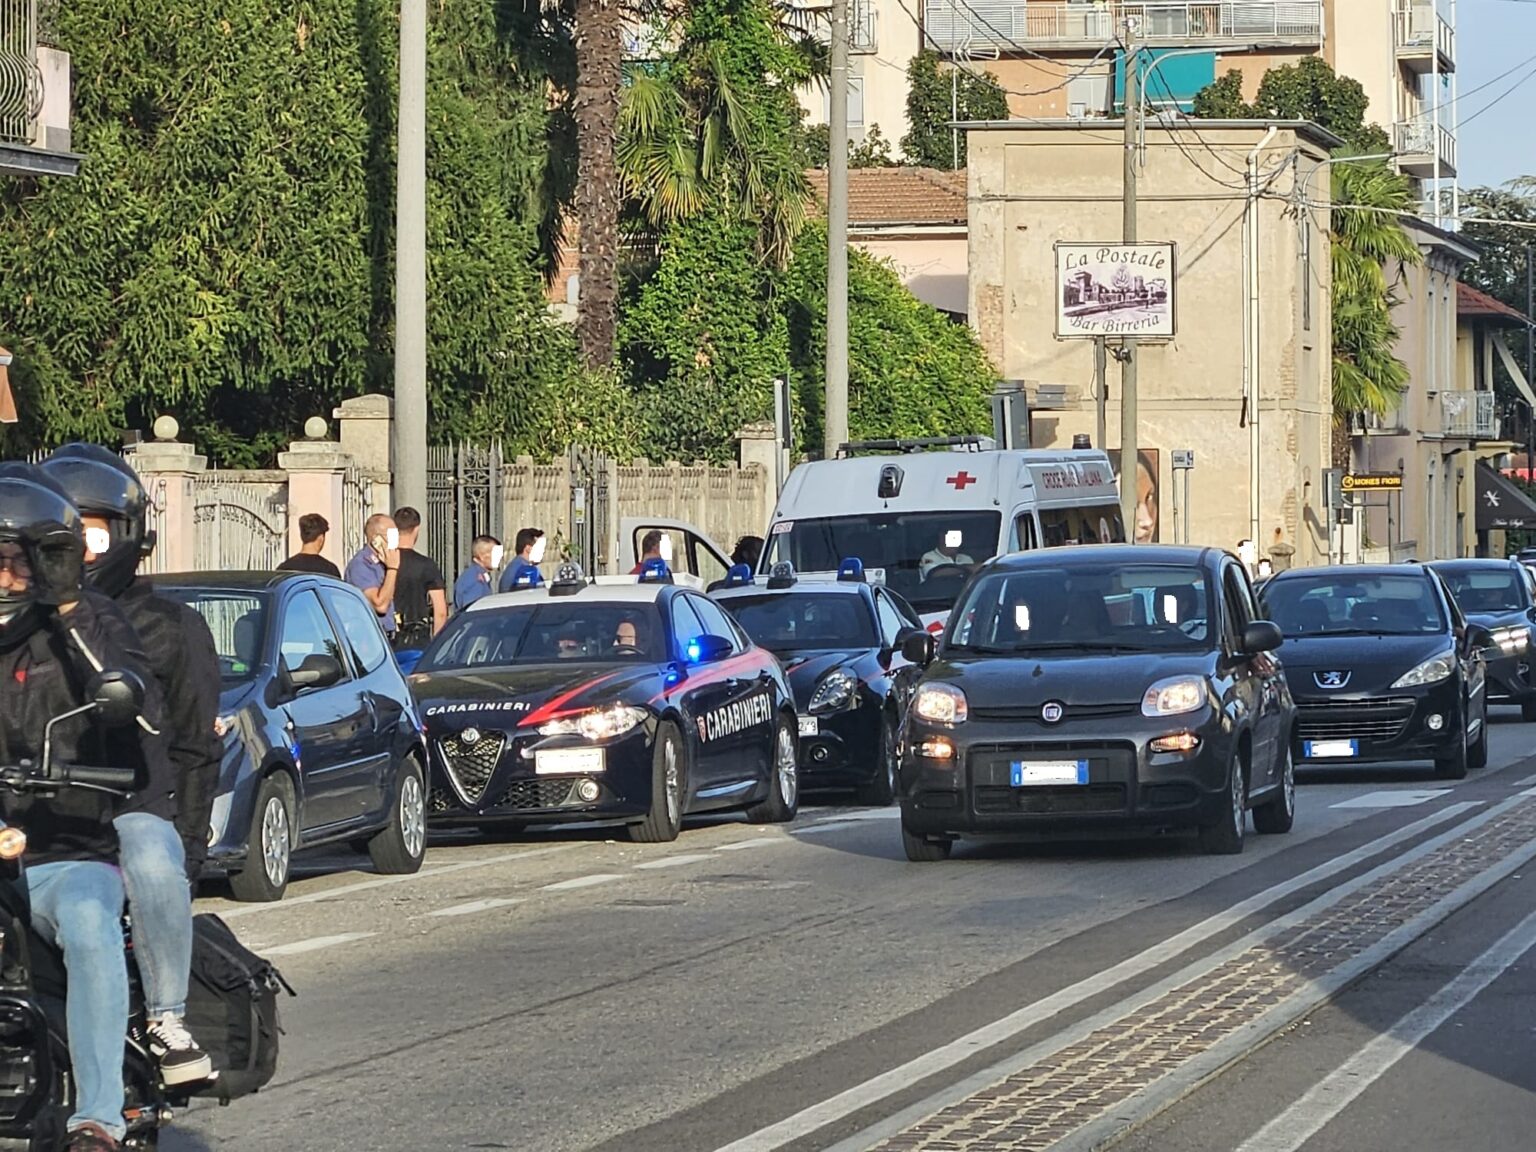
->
xmin=1054 ymin=242 xmax=1177 ymax=339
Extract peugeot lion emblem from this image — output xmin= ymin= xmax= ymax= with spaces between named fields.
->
xmin=460 ymin=727 xmax=481 ymax=745
xmin=1314 ymin=671 xmax=1351 ymax=690
xmin=1041 ymin=701 xmax=1065 ymax=724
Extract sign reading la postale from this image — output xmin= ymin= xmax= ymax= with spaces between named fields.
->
xmin=1055 ymin=242 xmax=1177 ymax=340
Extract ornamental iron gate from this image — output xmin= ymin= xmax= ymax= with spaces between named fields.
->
xmin=427 ymin=443 xmax=504 ymax=581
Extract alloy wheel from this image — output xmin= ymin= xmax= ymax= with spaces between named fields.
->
xmin=776 ymin=724 xmax=799 ymax=809
xmin=400 ymin=773 xmax=426 ymax=860
xmin=261 ymin=797 xmax=291 ymax=888
xmin=663 ymin=739 xmax=681 ymax=826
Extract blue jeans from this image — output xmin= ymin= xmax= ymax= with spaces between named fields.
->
xmin=114 ymin=813 xmax=191 ymax=1018
xmin=25 ymin=860 xmax=128 ymax=1141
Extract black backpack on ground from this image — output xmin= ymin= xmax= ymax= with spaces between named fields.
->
xmin=184 ymin=913 xmax=294 ymax=1102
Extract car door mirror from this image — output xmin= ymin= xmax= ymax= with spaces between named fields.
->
xmin=901 ymin=630 xmax=937 ymax=666
xmin=86 ymin=670 xmax=147 ymax=727
xmin=289 ymin=653 xmax=345 ymax=690
xmin=1241 ymin=621 xmax=1283 ymax=655
xmin=1465 ymin=624 xmax=1496 ymax=657
xmin=685 ymin=634 xmax=734 ymax=665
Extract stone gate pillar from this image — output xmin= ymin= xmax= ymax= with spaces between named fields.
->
xmin=278 ymin=420 xmax=351 ymax=572
xmin=125 ymin=417 xmax=206 ymax=574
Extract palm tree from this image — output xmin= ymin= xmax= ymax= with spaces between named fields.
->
xmin=616 ymin=0 xmax=815 ymax=268
xmin=572 ymin=0 xmax=625 ymax=369
xmin=1330 ymin=160 xmax=1422 ymax=466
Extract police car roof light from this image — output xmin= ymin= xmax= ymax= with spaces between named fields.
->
xmin=511 ymin=567 xmax=544 ymax=589
xmin=766 ymin=561 xmax=796 ymax=590
xmin=549 ymin=562 xmax=586 ymax=596
xmin=638 ymin=557 xmax=674 ymax=584
xmin=724 ymin=563 xmax=754 ymax=587
xmin=837 ymin=557 xmax=865 ymax=583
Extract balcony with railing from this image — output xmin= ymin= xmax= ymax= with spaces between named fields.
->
xmin=1395 ymin=116 xmax=1457 ymax=178
xmin=1441 ymin=390 xmax=1497 ymax=440
xmin=923 ymin=1 xmax=1325 ymax=56
xmin=0 ymin=0 xmax=76 ymax=176
xmin=1393 ymin=1 xmax=1455 ymax=75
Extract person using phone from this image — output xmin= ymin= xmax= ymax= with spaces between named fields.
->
xmin=345 ymin=513 xmax=400 ymax=639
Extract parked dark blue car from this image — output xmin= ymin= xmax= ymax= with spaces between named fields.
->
xmin=152 ymin=572 xmax=429 ymax=901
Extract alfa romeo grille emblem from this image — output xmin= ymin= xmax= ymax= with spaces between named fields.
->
xmin=1041 ymin=702 xmax=1065 ymax=724
xmin=460 ymin=727 xmax=481 ymax=745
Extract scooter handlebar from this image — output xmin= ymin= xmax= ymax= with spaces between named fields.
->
xmin=0 ymin=762 xmax=136 ymax=792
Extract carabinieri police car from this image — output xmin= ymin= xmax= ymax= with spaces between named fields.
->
xmin=711 ymin=560 xmax=926 ymax=805
xmin=408 ymin=561 xmax=800 ymax=841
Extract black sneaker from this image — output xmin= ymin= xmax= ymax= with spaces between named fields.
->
xmin=65 ymin=1124 xmax=121 ymax=1151
xmin=145 ymin=1012 xmax=213 ymax=1085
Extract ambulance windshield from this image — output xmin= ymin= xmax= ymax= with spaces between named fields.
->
xmin=763 ymin=511 xmax=1001 ymax=614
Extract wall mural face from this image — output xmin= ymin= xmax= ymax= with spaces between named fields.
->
xmin=1108 ymin=449 xmax=1161 ymax=544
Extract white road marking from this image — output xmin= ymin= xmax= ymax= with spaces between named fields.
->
xmin=541 ymin=873 xmax=624 ymax=891
xmin=633 ymin=853 xmax=715 ymax=870
xmin=426 ymin=898 xmax=525 ymax=918
xmin=792 ymin=823 xmax=859 ymax=836
xmin=1330 ymin=789 xmax=1451 ymax=809
xmin=710 ymin=801 xmax=1483 ymax=1152
xmin=262 ymin=933 xmax=376 ymax=957
xmin=1234 ymin=904 xmax=1536 ymax=1152
xmin=1515 ymin=774 xmax=1536 ymax=787
xmin=208 ymin=844 xmax=577 ymax=921
xmin=812 ymin=808 xmax=899 ymax=823
xmin=715 ymin=837 xmax=783 ymax=851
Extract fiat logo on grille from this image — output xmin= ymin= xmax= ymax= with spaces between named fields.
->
xmin=1041 ymin=702 xmax=1065 ymax=724
xmin=460 ymin=727 xmax=482 ymax=745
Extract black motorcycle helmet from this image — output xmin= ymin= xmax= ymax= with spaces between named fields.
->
xmin=0 ymin=469 xmax=84 ymax=649
xmin=39 ymin=444 xmax=153 ymax=598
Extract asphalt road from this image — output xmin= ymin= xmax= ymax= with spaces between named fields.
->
xmin=163 ymin=711 xmax=1536 ymax=1151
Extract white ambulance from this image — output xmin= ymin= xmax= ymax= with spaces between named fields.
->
xmin=617 ymin=438 xmax=1123 ymax=628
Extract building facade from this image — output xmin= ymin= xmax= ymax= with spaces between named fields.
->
xmin=966 ymin=119 xmax=1336 ymax=565
xmin=0 ymin=0 xmax=78 ymax=178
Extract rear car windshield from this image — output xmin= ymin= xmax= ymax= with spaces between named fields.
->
xmin=155 ymin=588 xmax=269 ymax=681
xmin=1434 ymin=569 xmax=1526 ymax=614
xmin=763 ymin=511 xmax=1001 ymax=615
xmin=720 ymin=593 xmax=877 ymax=652
xmin=1262 ymin=574 xmax=1446 ymax=636
xmin=420 ymin=603 xmax=663 ymax=669
xmin=947 ymin=562 xmax=1213 ymax=653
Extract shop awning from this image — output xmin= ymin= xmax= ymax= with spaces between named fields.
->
xmin=1476 ymin=461 xmax=1536 ymax=530
xmin=0 ymin=347 xmax=14 ymax=424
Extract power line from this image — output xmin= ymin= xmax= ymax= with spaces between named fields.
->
xmin=1458 ymin=58 xmax=1536 ymax=128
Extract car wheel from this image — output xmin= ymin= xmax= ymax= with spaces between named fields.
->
xmin=628 ymin=721 xmax=686 ymax=843
xmin=1252 ymin=743 xmax=1295 ymax=835
xmin=367 ymin=757 xmax=428 ymax=874
xmin=1434 ymin=724 xmax=1469 ymax=779
xmin=746 ymin=714 xmax=800 ymax=823
xmin=229 ymin=774 xmax=295 ymax=902
xmin=901 ymin=820 xmax=952 ymax=862
xmin=1199 ymin=753 xmax=1247 ymax=856
xmin=1523 ymin=698 xmax=1536 ymax=723
xmin=855 ymin=711 xmax=899 ymax=807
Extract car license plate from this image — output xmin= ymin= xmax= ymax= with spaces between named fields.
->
xmin=534 ymin=747 xmax=605 ymax=775
xmin=798 ymin=715 xmax=819 ymax=738
xmin=1303 ymin=739 xmax=1358 ymax=759
xmin=1010 ymin=760 xmax=1089 ymax=787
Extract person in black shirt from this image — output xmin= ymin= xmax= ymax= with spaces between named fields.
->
xmin=0 ymin=470 xmax=172 ymax=1152
xmin=277 ymin=513 xmax=341 ymax=578
xmin=391 ymin=506 xmax=446 ymax=652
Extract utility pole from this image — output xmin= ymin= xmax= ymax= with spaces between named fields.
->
xmin=1527 ymin=244 xmax=1533 ymax=482
xmin=1093 ymin=336 xmax=1107 ymax=450
xmin=394 ymin=0 xmax=429 ymax=513
xmin=824 ymin=0 xmax=851 ymax=460
xmin=1119 ymin=18 xmax=1139 ymax=535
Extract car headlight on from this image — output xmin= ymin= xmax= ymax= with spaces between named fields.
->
xmin=1391 ymin=651 xmax=1456 ymax=688
xmin=808 ymin=670 xmax=858 ymax=714
xmin=913 ymin=683 xmax=968 ymax=726
xmin=1491 ymin=626 xmax=1530 ymax=652
xmin=539 ymin=704 xmax=648 ymax=741
xmin=1142 ymin=676 xmax=1207 ymax=717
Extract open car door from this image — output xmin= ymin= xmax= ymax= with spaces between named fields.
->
xmin=616 ymin=517 xmax=734 ymax=588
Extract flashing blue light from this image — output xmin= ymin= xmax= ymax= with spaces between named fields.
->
xmin=639 ymin=557 xmax=673 ymax=584
xmin=837 ymin=557 xmax=866 ymax=583
xmin=512 ymin=567 xmax=543 ymax=588
xmin=725 ymin=563 xmax=754 ymax=588
xmin=686 ymin=638 xmax=702 ymax=663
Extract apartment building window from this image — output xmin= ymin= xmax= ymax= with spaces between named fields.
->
xmin=822 ymin=76 xmax=865 ymax=128
xmin=1067 ymin=73 xmax=1110 ymax=119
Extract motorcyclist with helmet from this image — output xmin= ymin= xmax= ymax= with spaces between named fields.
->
xmin=40 ymin=446 xmax=218 ymax=1088
xmin=0 ymin=467 xmax=171 ymax=1152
